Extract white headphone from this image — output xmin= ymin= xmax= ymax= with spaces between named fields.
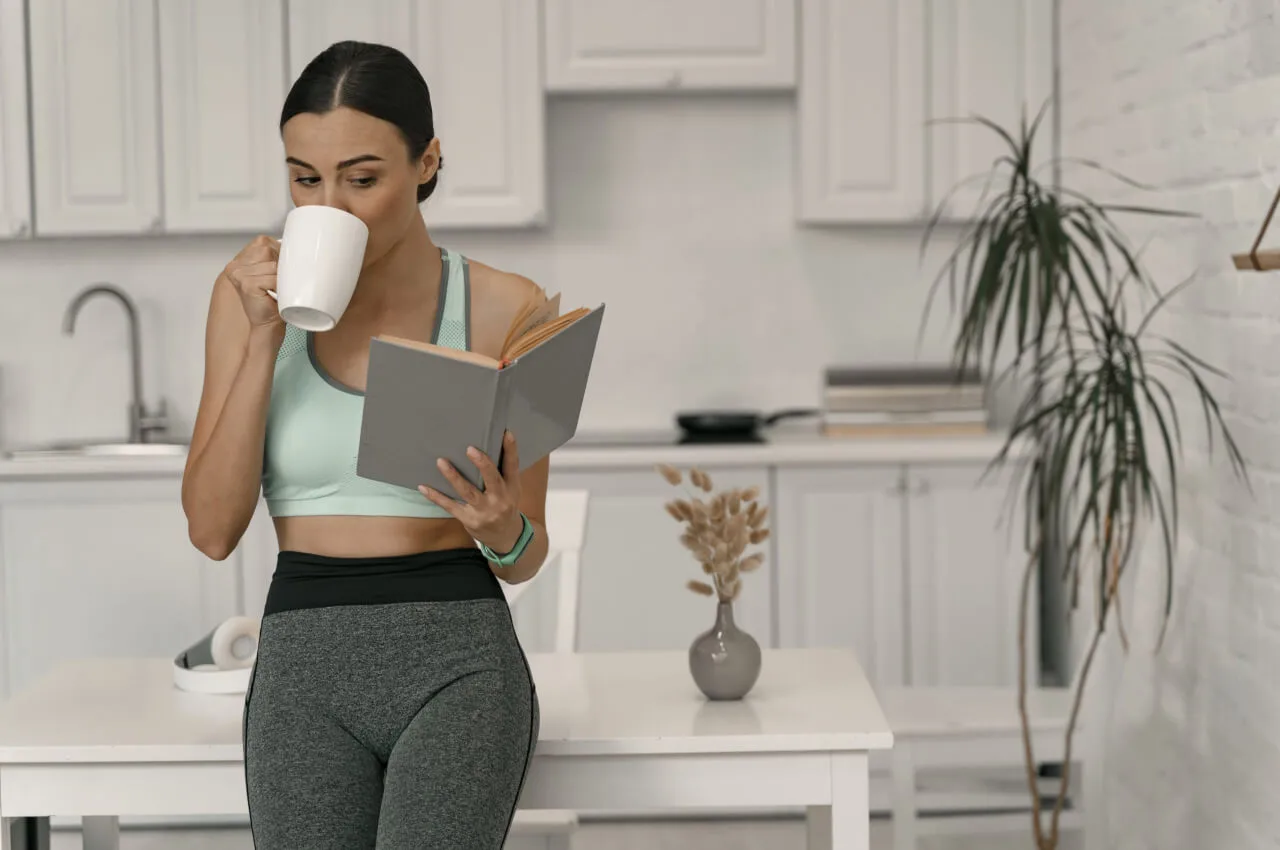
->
xmin=172 ymin=616 xmax=260 ymax=694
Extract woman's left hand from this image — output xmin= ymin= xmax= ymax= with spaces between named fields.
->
xmin=419 ymin=430 xmax=525 ymax=554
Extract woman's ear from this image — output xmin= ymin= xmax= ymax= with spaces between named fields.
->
xmin=419 ymin=137 xmax=442 ymax=183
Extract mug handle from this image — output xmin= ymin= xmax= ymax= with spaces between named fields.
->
xmin=266 ymin=235 xmax=283 ymax=300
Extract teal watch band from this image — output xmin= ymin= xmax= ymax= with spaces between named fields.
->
xmin=479 ymin=513 xmax=534 ymax=566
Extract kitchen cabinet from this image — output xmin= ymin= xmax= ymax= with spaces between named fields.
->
xmin=796 ymin=0 xmax=928 ymax=222
xmin=0 ymin=436 xmax=1037 ymax=702
xmin=0 ymin=477 xmax=240 ymax=699
xmin=796 ymin=0 xmax=1055 ymax=223
xmin=286 ymin=0 xmax=547 ymax=229
xmin=158 ymin=0 xmax=291 ymax=233
xmin=927 ymin=0 xmax=1056 ymax=221
xmin=26 ymin=0 xmax=163 ymax=235
xmin=903 ymin=461 xmax=1034 ymax=687
xmin=0 ymin=0 xmax=30 ymax=239
xmin=543 ymin=0 xmax=797 ymax=92
xmin=772 ymin=465 xmax=909 ymax=686
xmin=773 ymin=461 xmax=1032 ymax=688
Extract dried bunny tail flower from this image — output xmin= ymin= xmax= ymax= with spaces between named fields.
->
xmin=687 ymin=580 xmax=715 ymax=596
xmin=749 ymin=527 xmax=770 ymax=544
xmin=739 ymin=553 xmax=765 ymax=572
xmin=664 ymin=501 xmax=684 ymax=521
xmin=656 ymin=464 xmax=682 ymax=486
xmin=690 ymin=468 xmax=713 ymax=492
xmin=701 ymin=561 xmax=715 ymax=574
xmin=741 ymin=485 xmax=760 ymax=502
xmin=748 ymin=505 xmax=769 ymax=529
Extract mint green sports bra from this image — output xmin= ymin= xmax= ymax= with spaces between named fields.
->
xmin=261 ymin=247 xmax=471 ymax=518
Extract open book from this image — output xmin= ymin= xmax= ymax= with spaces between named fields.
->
xmin=356 ymin=293 xmax=605 ymax=500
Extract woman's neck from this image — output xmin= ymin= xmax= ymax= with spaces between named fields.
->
xmin=346 ymin=217 xmax=442 ymax=318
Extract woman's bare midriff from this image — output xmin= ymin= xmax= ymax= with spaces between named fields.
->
xmin=272 ymin=515 xmax=478 ymax=558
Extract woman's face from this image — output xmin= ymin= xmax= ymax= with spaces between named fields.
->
xmin=281 ymin=106 xmax=439 ymax=267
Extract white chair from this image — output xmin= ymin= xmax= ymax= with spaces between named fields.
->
xmin=504 ymin=489 xmax=589 ymax=850
xmin=880 ymin=657 xmax=1085 ymax=850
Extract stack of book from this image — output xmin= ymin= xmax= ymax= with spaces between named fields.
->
xmin=820 ymin=364 xmax=989 ymax=438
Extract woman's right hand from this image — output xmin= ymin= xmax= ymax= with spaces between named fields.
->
xmin=223 ymin=235 xmax=282 ymax=328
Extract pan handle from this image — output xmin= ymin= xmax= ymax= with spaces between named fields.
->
xmin=763 ymin=408 xmax=821 ymax=426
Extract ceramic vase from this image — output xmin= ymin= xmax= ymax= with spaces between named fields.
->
xmin=688 ymin=600 xmax=762 ymax=700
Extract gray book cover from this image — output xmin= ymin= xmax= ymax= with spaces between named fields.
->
xmin=356 ymin=303 xmax=606 ymax=500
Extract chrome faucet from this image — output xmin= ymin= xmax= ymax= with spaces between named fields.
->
xmin=63 ymin=283 xmax=169 ymax=444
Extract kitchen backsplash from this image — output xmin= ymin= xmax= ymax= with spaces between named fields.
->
xmin=0 ymin=95 xmax=965 ymax=449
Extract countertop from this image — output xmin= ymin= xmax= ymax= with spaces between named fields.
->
xmin=0 ymin=427 xmax=1026 ymax=482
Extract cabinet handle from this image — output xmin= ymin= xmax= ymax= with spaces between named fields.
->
xmin=888 ymin=478 xmax=907 ymax=496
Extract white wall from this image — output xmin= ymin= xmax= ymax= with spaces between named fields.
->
xmin=1061 ymin=2 xmax=1278 ymax=849
xmin=0 ymin=94 xmax=964 ymax=450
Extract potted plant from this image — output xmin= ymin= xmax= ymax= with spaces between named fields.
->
xmin=656 ymin=463 xmax=770 ymax=700
xmin=920 ymin=103 xmax=1249 ymax=849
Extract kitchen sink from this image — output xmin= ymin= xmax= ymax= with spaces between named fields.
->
xmin=3 ymin=440 xmax=189 ymax=460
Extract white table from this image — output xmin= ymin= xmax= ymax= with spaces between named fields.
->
xmin=0 ymin=647 xmax=893 ymax=850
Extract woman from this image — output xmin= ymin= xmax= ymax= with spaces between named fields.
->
xmin=180 ymin=40 xmax=549 ymax=849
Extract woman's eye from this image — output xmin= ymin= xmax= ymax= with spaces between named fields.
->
xmin=352 ymin=176 xmax=377 ymax=187
xmin=293 ymin=176 xmax=320 ymax=186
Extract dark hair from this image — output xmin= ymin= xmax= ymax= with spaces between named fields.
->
xmin=280 ymin=40 xmax=442 ymax=202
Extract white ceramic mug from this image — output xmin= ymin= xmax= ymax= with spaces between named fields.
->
xmin=273 ymin=205 xmax=369 ymax=332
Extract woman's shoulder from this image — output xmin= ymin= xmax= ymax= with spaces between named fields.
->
xmin=464 ymin=255 xmax=544 ymax=309
xmin=460 ymin=255 xmax=555 ymax=356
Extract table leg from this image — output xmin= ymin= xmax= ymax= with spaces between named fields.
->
xmin=1 ymin=817 xmax=50 ymax=850
xmin=82 ymin=817 xmax=120 ymax=850
xmin=805 ymin=752 xmax=870 ymax=850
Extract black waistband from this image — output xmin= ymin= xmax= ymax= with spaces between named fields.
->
xmin=263 ymin=546 xmax=504 ymax=615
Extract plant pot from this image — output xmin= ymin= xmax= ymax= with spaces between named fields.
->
xmin=688 ymin=600 xmax=762 ymax=700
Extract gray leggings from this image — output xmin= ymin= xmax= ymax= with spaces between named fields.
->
xmin=242 ymin=548 xmax=538 ymax=849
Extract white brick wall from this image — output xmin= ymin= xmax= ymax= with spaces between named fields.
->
xmin=1061 ymin=2 xmax=1280 ymax=848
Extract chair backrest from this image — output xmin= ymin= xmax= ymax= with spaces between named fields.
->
xmin=502 ymin=489 xmax=589 ymax=654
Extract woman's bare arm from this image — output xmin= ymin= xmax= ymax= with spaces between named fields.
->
xmin=181 ymin=274 xmax=284 ymax=560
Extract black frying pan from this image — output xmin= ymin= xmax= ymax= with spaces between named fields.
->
xmin=675 ymin=408 xmax=819 ymax=443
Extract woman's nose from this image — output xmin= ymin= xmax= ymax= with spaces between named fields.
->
xmin=319 ymin=194 xmax=351 ymax=214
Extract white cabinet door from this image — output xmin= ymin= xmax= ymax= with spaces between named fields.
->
xmin=547 ymin=466 xmax=775 ymax=653
xmin=158 ymin=0 xmax=291 ymax=233
xmin=773 ymin=465 xmax=908 ymax=686
xmin=27 ymin=0 xmax=162 ymax=235
xmin=544 ymin=0 xmax=797 ymax=91
xmin=904 ymin=461 xmax=1034 ymax=687
xmin=796 ymin=0 xmax=927 ymax=222
xmin=0 ymin=479 xmax=241 ymax=699
xmin=414 ymin=0 xmax=545 ymax=228
xmin=928 ymin=0 xmax=1055 ymax=221
xmin=0 ymin=0 xmax=31 ymax=240
xmin=285 ymin=0 xmax=415 ymax=77
xmin=284 ymin=0 xmax=545 ymax=229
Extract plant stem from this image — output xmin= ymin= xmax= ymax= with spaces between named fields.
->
xmin=1017 ymin=543 xmax=1046 ymax=849
xmin=1047 ymin=544 xmax=1120 ymax=846
xmin=1047 ymin=602 xmax=1106 ymax=847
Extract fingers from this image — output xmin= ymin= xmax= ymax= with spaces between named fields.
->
xmin=499 ymin=431 xmax=519 ymax=486
xmin=466 ymin=445 xmax=505 ymax=494
xmin=434 ymin=458 xmax=482 ymax=504
xmin=417 ymin=484 xmax=463 ymax=518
